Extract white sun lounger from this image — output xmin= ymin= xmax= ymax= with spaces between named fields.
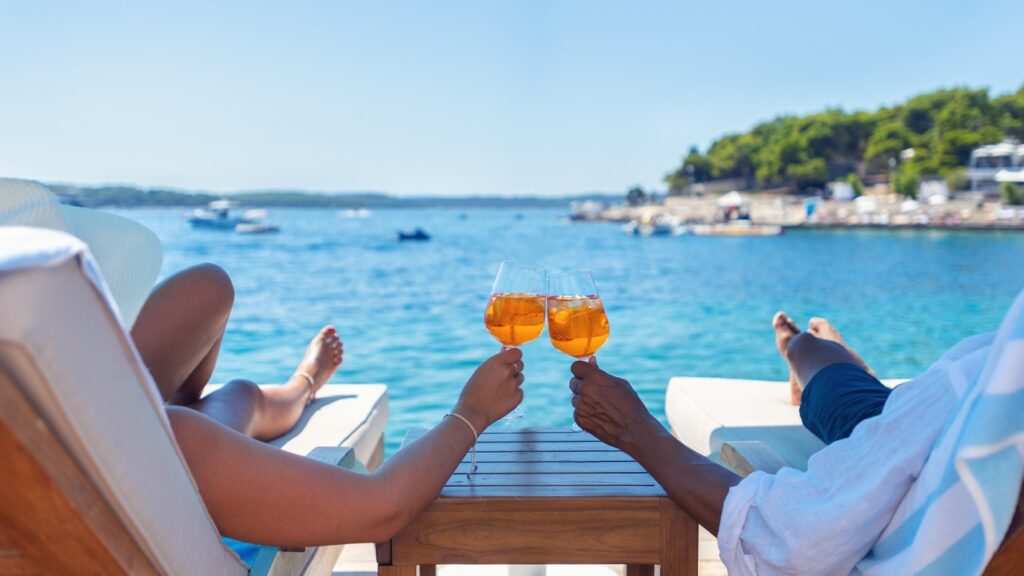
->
xmin=0 ymin=225 xmax=387 ymax=574
xmin=665 ymin=376 xmax=903 ymax=473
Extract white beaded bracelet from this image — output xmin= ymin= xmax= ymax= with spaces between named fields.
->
xmin=445 ymin=412 xmax=478 ymax=478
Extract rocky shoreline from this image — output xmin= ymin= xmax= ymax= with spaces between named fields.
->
xmin=575 ymin=193 xmax=1024 ymax=231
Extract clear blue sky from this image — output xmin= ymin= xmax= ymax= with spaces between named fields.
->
xmin=1 ymin=0 xmax=1021 ymax=197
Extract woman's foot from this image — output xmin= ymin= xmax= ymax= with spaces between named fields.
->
xmin=773 ymin=312 xmax=803 ymax=405
xmin=295 ymin=325 xmax=344 ymax=400
xmin=807 ymin=317 xmax=874 ymax=376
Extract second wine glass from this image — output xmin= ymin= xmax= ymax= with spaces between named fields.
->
xmin=547 ymin=269 xmax=610 ymax=362
xmin=548 ymin=269 xmax=610 ymax=431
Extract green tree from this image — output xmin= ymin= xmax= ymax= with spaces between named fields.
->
xmin=664 ymin=146 xmax=711 ymax=195
xmin=626 ymin=186 xmax=648 ymax=206
xmin=944 ymin=168 xmax=968 ymax=193
xmin=893 ymin=169 xmax=920 ymax=199
xmin=994 ymin=86 xmax=1024 ymax=141
xmin=846 ymin=173 xmax=865 ymax=197
xmin=864 ymin=120 xmax=910 ymax=170
xmin=1002 ymin=182 xmax=1023 ymax=206
xmin=668 ymin=85 xmax=1021 ymax=194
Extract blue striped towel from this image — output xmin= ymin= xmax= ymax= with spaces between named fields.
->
xmin=858 ymin=289 xmax=1024 ymax=575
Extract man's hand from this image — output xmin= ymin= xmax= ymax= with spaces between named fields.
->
xmin=570 ymin=358 xmax=660 ymax=453
xmin=570 ymin=358 xmax=740 ymax=536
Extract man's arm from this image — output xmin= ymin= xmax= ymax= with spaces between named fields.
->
xmin=570 ymin=360 xmax=740 ymax=534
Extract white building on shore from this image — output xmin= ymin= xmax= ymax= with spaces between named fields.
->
xmin=967 ymin=141 xmax=1024 ymax=195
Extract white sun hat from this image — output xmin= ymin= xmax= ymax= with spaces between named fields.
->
xmin=0 ymin=178 xmax=162 ymax=328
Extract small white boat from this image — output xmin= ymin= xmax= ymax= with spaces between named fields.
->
xmin=188 ymin=202 xmax=280 ymax=233
xmin=234 ymin=209 xmax=280 ymax=234
xmin=569 ymin=200 xmax=608 ymax=221
xmin=340 ymin=208 xmax=372 ymax=218
xmin=689 ymin=221 xmax=783 ymax=236
xmin=188 ymin=200 xmax=244 ymax=230
xmin=623 ymin=214 xmax=684 ymax=237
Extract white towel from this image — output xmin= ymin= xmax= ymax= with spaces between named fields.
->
xmin=858 ymin=289 xmax=1024 ymax=574
xmin=0 ymin=225 xmax=123 ymax=324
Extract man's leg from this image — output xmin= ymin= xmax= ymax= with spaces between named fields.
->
xmin=774 ymin=312 xmax=874 ymax=401
xmin=773 ymin=313 xmax=891 ymax=444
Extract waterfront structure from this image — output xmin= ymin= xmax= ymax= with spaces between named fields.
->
xmin=967 ymin=141 xmax=1024 ymax=195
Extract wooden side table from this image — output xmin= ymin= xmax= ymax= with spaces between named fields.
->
xmin=377 ymin=429 xmax=697 ymax=575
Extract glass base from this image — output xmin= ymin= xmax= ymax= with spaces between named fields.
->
xmin=501 ymin=407 xmax=526 ymax=425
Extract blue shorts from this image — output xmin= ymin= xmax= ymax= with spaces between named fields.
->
xmin=799 ymin=363 xmax=891 ymax=445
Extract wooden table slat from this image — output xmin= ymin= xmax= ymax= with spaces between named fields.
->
xmin=453 ymin=460 xmax=647 ymax=474
xmin=438 ymin=484 xmax=667 ymax=498
xmin=406 ymin=428 xmax=604 ymax=444
xmin=470 ymin=441 xmax=622 ymax=453
xmin=446 ymin=473 xmax=656 ymax=487
xmin=459 ymin=451 xmax=635 ymax=464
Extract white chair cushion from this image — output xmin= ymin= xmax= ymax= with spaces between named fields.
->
xmin=666 ymin=377 xmax=824 ymax=470
xmin=0 ymin=227 xmax=246 ymax=575
xmin=666 ymin=376 xmax=905 ymax=471
xmin=203 ymin=383 xmax=388 ymax=466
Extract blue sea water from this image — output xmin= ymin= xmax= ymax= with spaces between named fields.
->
xmin=114 ymin=208 xmax=1024 ymax=453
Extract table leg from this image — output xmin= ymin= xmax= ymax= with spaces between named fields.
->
xmin=626 ymin=565 xmax=654 ymax=576
xmin=420 ymin=566 xmax=437 ymax=576
xmin=378 ymin=567 xmax=417 ymax=576
xmin=660 ymin=499 xmax=698 ymax=576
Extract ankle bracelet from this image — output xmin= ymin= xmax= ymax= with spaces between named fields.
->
xmin=296 ymin=371 xmax=316 ymax=405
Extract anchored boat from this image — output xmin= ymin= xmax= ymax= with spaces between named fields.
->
xmin=398 ymin=228 xmax=431 ymax=241
xmin=689 ymin=221 xmax=783 ymax=236
xmin=188 ymin=201 xmax=280 ymax=234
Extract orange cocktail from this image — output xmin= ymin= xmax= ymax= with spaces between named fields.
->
xmin=546 ymin=295 xmax=609 ymax=358
xmin=485 ymin=293 xmax=546 ymax=347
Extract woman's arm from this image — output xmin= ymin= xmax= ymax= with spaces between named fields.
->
xmin=170 ymin=348 xmax=524 ymax=546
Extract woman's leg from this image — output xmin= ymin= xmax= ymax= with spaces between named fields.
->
xmin=190 ymin=326 xmax=343 ymax=441
xmin=132 ymin=263 xmax=343 ymax=440
xmin=131 ymin=263 xmax=234 ymax=404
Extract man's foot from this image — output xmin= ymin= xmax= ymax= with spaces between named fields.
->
xmin=772 ymin=312 xmax=803 ymax=406
xmin=296 ymin=325 xmax=343 ymax=398
xmin=807 ymin=317 xmax=875 ymax=376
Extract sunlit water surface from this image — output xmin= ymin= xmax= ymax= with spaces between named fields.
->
xmin=114 ymin=208 xmax=1024 ymax=453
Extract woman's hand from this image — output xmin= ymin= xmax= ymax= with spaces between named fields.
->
xmin=453 ymin=347 xmax=525 ymax=433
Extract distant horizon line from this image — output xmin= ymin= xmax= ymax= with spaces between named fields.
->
xmin=46 ymin=180 xmax=632 ymax=200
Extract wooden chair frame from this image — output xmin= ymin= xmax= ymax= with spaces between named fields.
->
xmin=0 ymin=361 xmax=380 ymax=576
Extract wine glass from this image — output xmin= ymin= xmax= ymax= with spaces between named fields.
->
xmin=484 ymin=261 xmax=546 ymax=421
xmin=547 ymin=269 xmax=610 ymax=430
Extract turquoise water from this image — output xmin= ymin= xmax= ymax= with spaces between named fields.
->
xmin=115 ymin=208 xmax=1024 ymax=453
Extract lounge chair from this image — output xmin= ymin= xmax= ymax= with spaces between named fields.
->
xmin=666 ymin=376 xmax=906 ymax=472
xmin=0 ymin=226 xmax=387 ymax=574
xmin=666 ymin=373 xmax=1023 ymax=574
